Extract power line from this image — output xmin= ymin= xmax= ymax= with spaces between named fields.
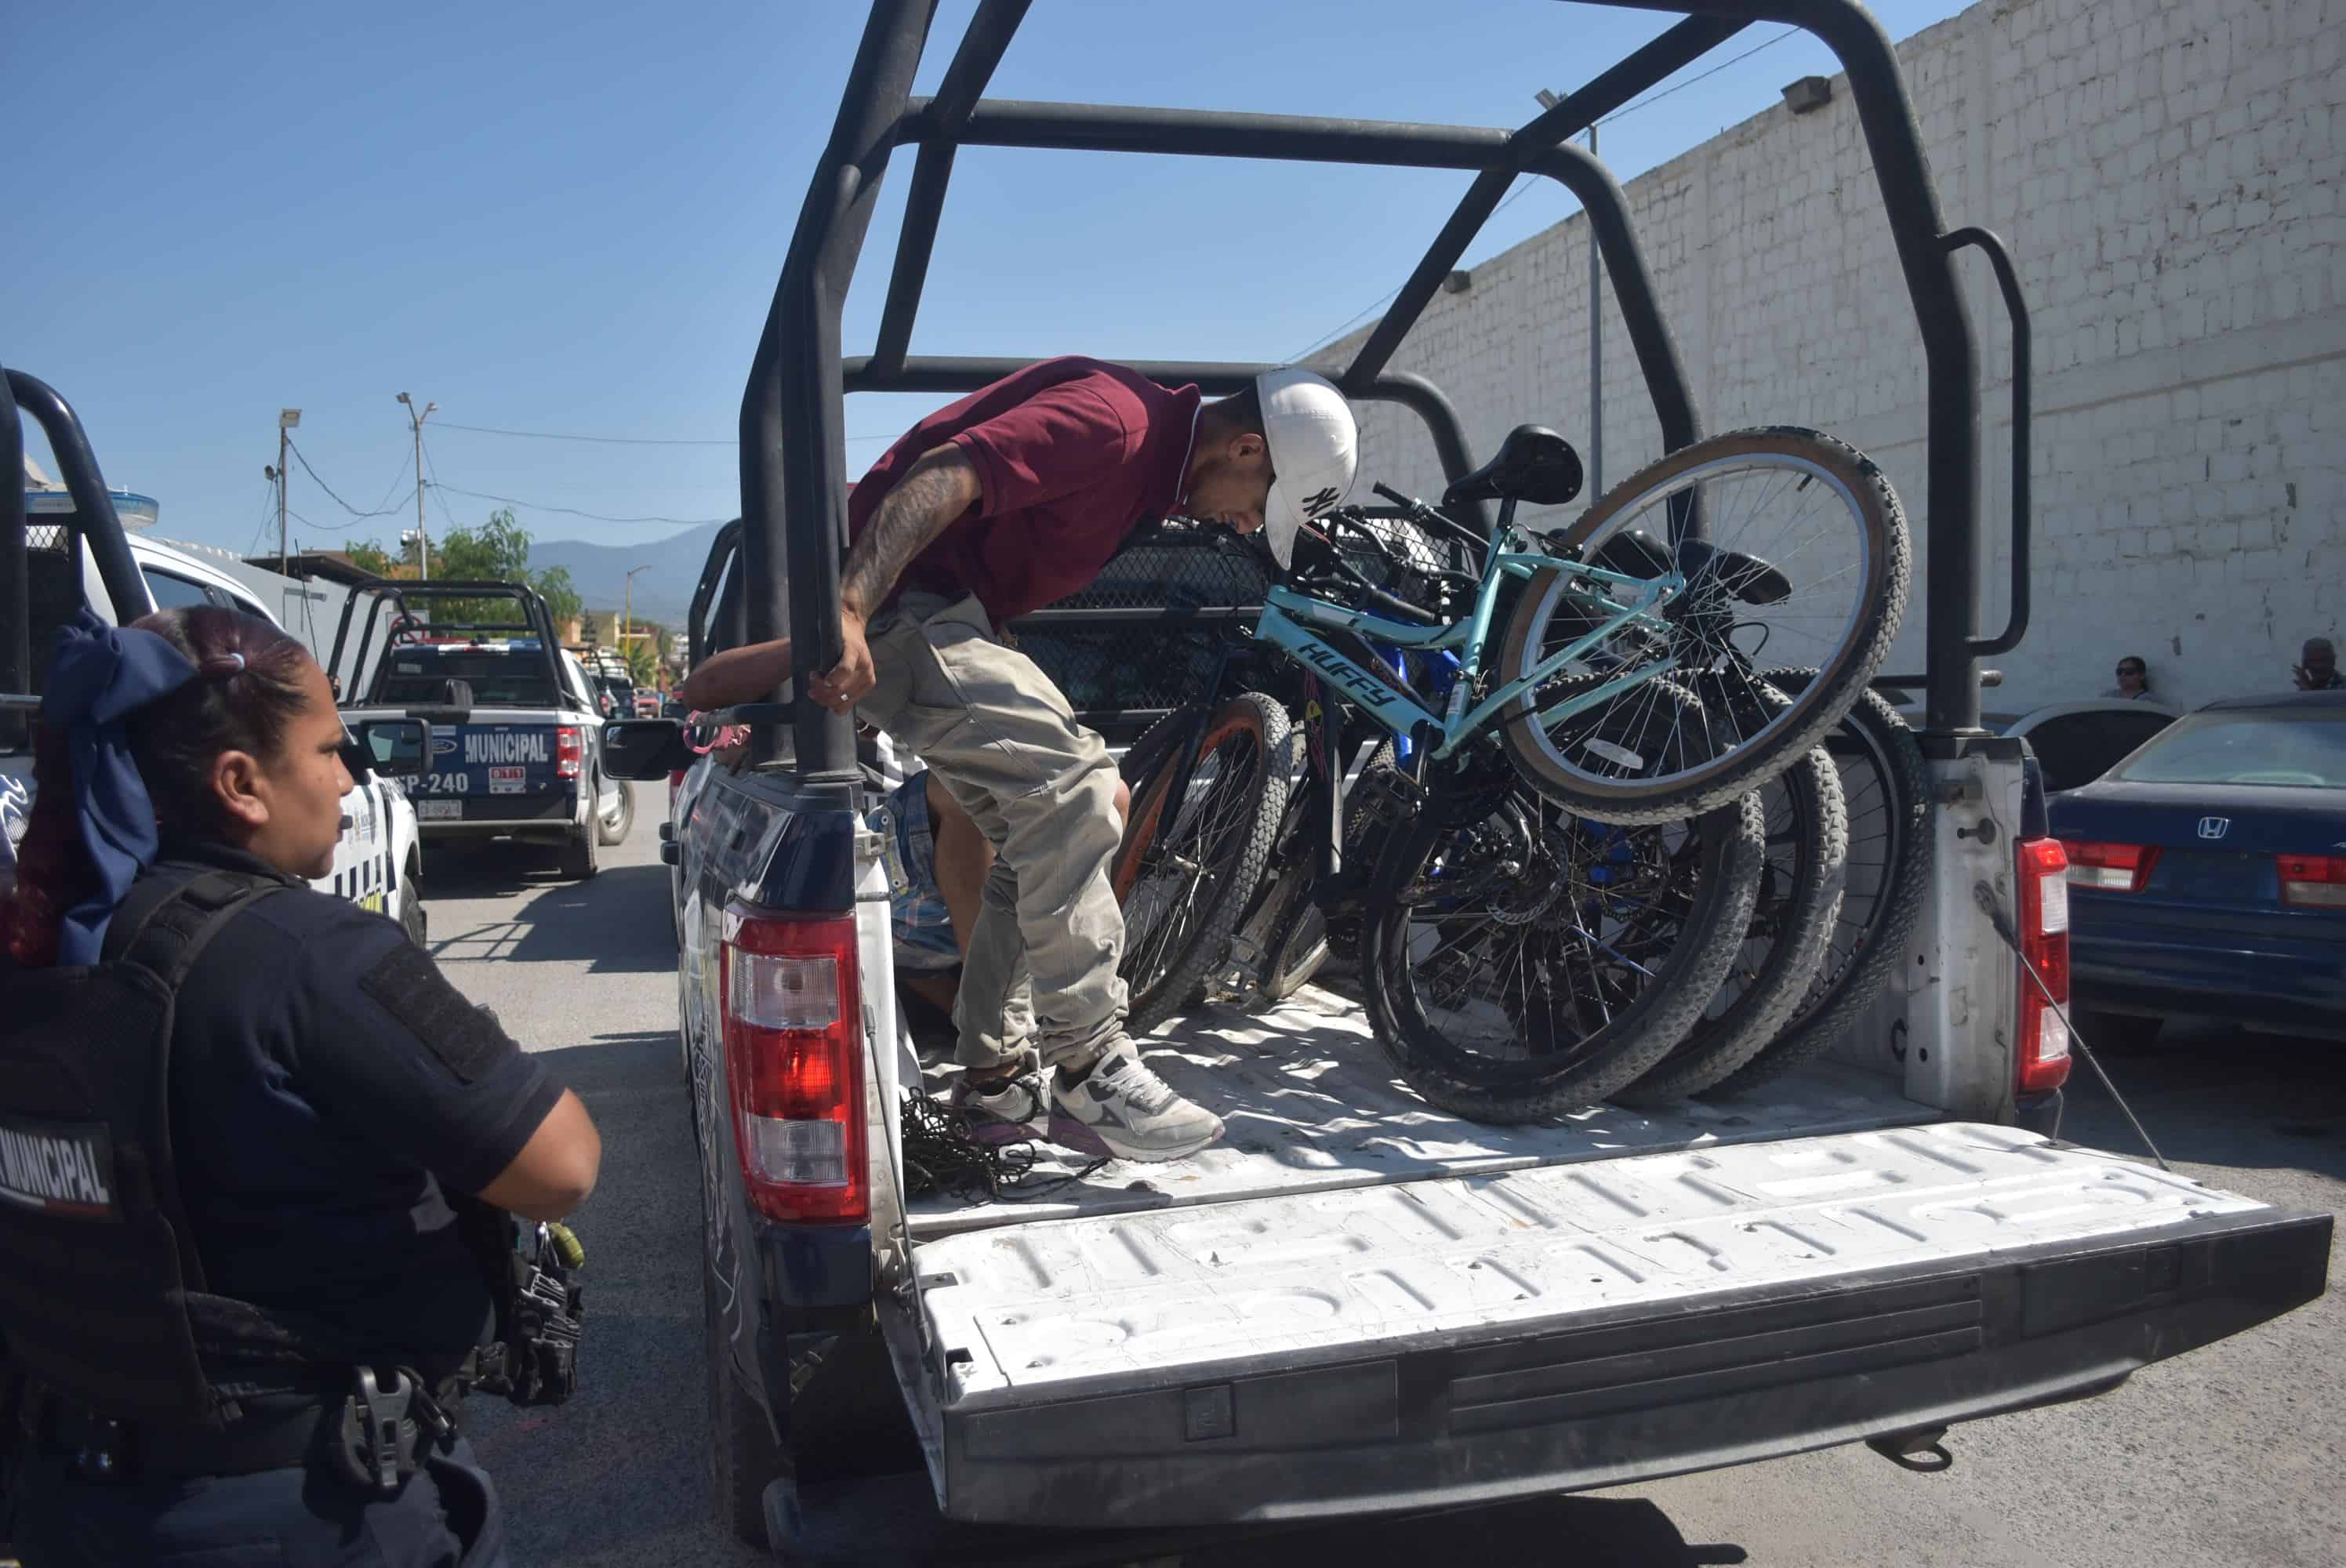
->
xmin=1287 ymin=27 xmax=1803 ymax=361
xmin=1592 ymin=27 xmax=1801 ymax=128
xmin=366 ymin=448 xmax=416 ymax=517
xmin=284 ymin=436 xmax=409 ymax=519
xmin=417 ymin=434 xmax=465 ymax=535
xmin=432 ymin=419 xmax=735 ymax=448
xmin=433 ymin=418 xmax=900 ymax=448
xmin=427 ymin=480 xmax=730 ymax=528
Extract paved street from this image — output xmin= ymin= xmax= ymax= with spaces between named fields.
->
xmin=434 ymin=808 xmax=2345 ymax=1568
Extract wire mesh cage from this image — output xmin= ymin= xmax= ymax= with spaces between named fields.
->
xmin=1008 ymin=521 xmax=1280 ymax=735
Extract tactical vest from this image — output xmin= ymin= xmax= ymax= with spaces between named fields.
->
xmin=0 ymin=869 xmax=376 ymax=1428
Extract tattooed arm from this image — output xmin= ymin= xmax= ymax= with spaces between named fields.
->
xmin=807 ymin=445 xmax=981 ymax=712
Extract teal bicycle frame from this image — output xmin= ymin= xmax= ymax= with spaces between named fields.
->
xmin=1254 ymin=518 xmax=1685 ymax=762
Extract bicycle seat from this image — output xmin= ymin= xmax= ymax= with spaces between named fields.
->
xmin=1442 ymin=424 xmax=1584 ymax=510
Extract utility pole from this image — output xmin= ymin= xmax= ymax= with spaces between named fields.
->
xmin=396 ymin=392 xmax=438 ymax=577
xmin=1586 ymin=119 xmax=1601 ymax=496
xmin=624 ymin=564 xmax=652 ymax=682
xmin=265 ymin=408 xmax=300 ymax=575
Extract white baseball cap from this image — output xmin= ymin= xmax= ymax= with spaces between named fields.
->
xmin=1257 ymin=368 xmax=1359 ymax=569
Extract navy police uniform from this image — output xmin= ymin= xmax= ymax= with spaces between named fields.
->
xmin=3 ymin=840 xmax=563 ymax=1567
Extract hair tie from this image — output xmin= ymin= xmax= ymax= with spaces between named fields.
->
xmin=200 ymin=652 xmax=246 ymax=677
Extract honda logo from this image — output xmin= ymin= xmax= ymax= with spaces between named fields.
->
xmin=2197 ymin=816 xmax=2230 ymax=840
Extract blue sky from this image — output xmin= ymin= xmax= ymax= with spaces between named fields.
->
xmin=11 ymin=0 xmax=1970 ymax=567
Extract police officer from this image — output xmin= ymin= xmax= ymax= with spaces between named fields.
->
xmin=0 ymin=604 xmax=601 ymax=1566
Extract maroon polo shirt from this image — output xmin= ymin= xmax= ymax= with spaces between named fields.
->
xmin=848 ymin=357 xmax=1201 ymax=626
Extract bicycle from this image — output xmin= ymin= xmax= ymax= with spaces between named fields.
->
xmin=1113 ymin=423 xmax=1910 ymax=1106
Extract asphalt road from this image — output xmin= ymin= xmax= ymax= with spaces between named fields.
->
xmin=427 ymin=807 xmax=2345 ymax=1568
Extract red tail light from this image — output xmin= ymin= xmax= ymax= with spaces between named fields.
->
xmin=718 ymin=902 xmax=866 ymax=1225
xmin=2061 ymin=839 xmax=2158 ymax=892
xmin=2015 ymin=837 xmax=2072 ymax=1096
xmin=555 ymin=725 xmax=583 ymax=780
xmin=2279 ymin=852 xmax=2346 ymax=909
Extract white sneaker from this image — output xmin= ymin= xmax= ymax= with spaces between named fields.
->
xmin=950 ymin=1057 xmax=1051 ymax=1145
xmin=1051 ymin=1046 xmax=1224 ymax=1163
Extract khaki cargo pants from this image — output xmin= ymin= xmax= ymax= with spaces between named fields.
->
xmin=857 ymin=592 xmax=1128 ymax=1072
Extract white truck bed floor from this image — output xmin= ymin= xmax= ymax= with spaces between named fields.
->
xmin=907 ymin=986 xmax=1933 ymax=1240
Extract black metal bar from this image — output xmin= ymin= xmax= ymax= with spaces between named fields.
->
xmin=951 ymin=100 xmax=1512 ymax=169
xmin=870 ymin=0 xmax=1027 ymax=376
xmin=935 ymin=105 xmax=1701 ymax=466
xmin=688 ymin=518 xmax=745 ymax=667
xmin=1595 ymin=0 xmax=1983 ymax=731
xmin=844 ymin=356 xmax=1487 ymax=494
xmin=750 ymin=0 xmax=935 ymax=781
xmin=1345 ymin=169 xmax=1516 ymax=398
xmin=2 ymin=363 xmax=28 ymax=732
xmin=1509 ymin=16 xmax=1749 ymax=160
xmin=1945 ymin=227 xmax=2031 ymax=659
xmin=5 ymin=370 xmax=150 ymax=625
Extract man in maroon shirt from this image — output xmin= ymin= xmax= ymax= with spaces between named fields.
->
xmin=689 ymin=359 xmax=1357 ymax=1162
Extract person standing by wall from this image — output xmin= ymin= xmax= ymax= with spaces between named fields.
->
xmin=2103 ymin=655 xmax=2153 ymax=700
xmin=2293 ymin=637 xmax=2343 ymax=691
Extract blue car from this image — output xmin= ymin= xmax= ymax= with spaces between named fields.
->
xmin=2050 ymin=690 xmax=2346 ymax=1044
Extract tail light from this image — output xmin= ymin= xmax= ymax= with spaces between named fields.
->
xmin=2061 ymin=839 xmax=2158 ymax=892
xmin=2014 ymin=837 xmax=2072 ymax=1096
xmin=555 ymin=726 xmax=583 ymax=780
xmin=2279 ymin=853 xmax=2346 ymax=909
xmin=718 ymin=902 xmax=866 ymax=1225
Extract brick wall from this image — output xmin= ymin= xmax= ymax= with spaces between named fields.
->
xmin=1319 ymin=0 xmax=2344 ymax=712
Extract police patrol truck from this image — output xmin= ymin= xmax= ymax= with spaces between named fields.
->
xmin=4 ymin=430 xmax=424 ymax=941
xmin=330 ymin=580 xmax=631 ymax=881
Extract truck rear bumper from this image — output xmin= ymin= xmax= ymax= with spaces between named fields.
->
xmin=906 ymin=1212 xmax=2326 ymax=1528
xmin=890 ymin=1124 xmax=2330 ymax=1530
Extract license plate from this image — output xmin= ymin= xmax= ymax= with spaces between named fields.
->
xmin=488 ymin=766 xmax=528 ymax=796
xmin=416 ymin=800 xmax=463 ymax=821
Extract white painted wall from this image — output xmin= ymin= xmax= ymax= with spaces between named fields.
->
xmin=1320 ymin=0 xmax=2344 ymax=713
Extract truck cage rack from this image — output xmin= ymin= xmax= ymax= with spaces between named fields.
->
xmin=748 ymin=0 xmax=2035 ymax=783
xmin=327 ymin=579 xmax=571 ymax=711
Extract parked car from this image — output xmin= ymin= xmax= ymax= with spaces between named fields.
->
xmin=2053 ymin=690 xmax=2346 ymax=1045
xmin=4 ymin=463 xmax=427 ymax=939
xmin=1890 ymin=695 xmax=2182 ymax=794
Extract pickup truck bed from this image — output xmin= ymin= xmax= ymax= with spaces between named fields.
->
xmin=906 ymin=990 xmax=1931 ymax=1238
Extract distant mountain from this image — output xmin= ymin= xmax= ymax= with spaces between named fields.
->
xmin=528 ymin=518 xmax=730 ymax=632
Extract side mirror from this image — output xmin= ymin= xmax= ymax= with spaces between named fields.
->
xmin=602 ymin=718 xmax=695 ymax=781
xmin=354 ymin=717 xmax=429 ymax=779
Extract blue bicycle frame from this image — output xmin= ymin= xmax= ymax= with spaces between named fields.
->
xmin=1254 ymin=521 xmax=1684 ymax=761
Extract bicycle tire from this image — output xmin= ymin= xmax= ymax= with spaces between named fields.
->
xmin=1703 ymin=670 xmax=1932 ymax=1098
xmin=1495 ymin=426 xmax=1910 ymax=826
xmin=1360 ymin=784 xmax=1767 ymax=1124
xmin=1113 ymin=692 xmax=1290 ymax=1036
xmin=1616 ymin=723 xmax=1846 ymax=1104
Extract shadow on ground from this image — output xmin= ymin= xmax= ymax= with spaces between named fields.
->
xmin=2061 ymin=1017 xmax=2346 ymax=1182
xmin=427 ymin=862 xmax=675 ymax=974
xmin=461 ymin=1035 xmax=748 ymax=1566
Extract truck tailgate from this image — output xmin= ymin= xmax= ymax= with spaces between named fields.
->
xmin=890 ymin=1122 xmax=2328 ymax=1526
xmin=416 ymin=719 xmax=565 ymax=818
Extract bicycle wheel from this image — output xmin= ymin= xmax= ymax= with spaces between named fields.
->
xmin=1615 ymin=726 xmax=1846 ymax=1104
xmin=1495 ymin=427 xmax=1910 ymax=825
xmin=1704 ymin=671 xmax=1932 ymax=1097
xmin=1359 ymin=782 xmax=1766 ymax=1124
xmin=1113 ymin=693 xmax=1290 ymax=1036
